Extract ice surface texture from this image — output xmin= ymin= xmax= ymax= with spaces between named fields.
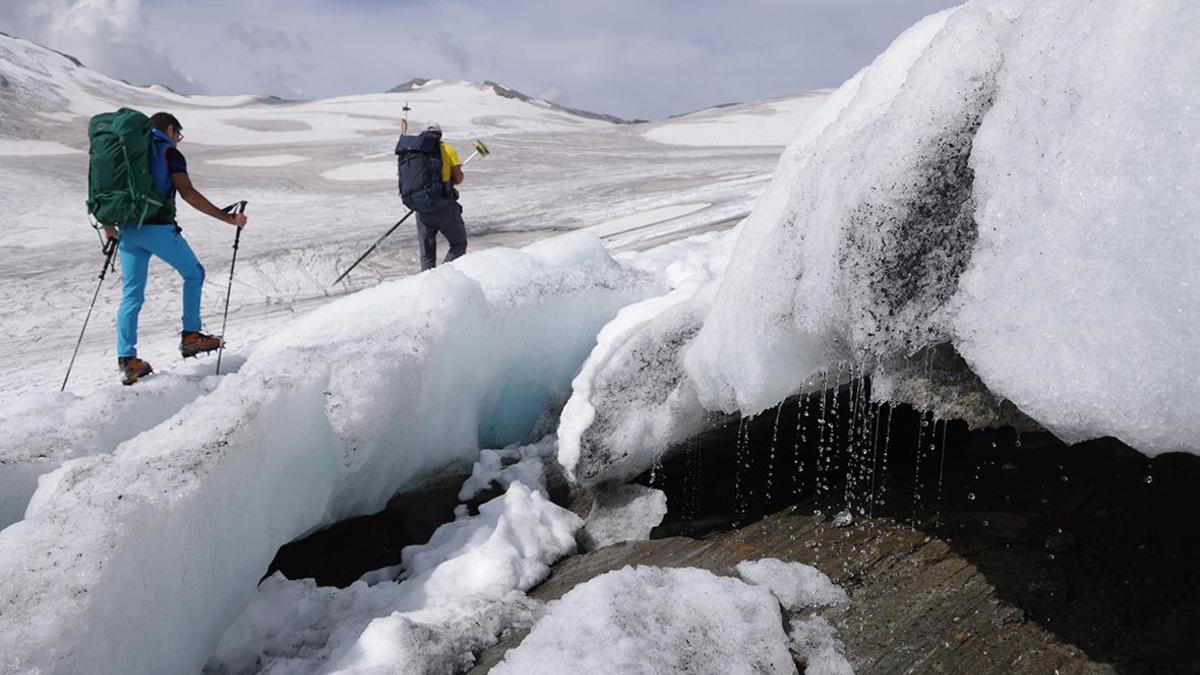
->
xmin=558 ymin=229 xmax=736 ymax=486
xmin=953 ymin=0 xmax=1200 ymax=452
xmin=0 ymin=234 xmax=654 ymax=675
xmin=0 ymin=371 xmax=213 ymax=527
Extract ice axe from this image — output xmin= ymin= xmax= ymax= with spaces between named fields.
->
xmin=331 ymin=140 xmax=491 ymax=287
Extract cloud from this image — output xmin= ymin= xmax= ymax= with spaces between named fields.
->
xmin=5 ymin=0 xmax=965 ymax=119
xmin=416 ymin=30 xmax=472 ymax=77
xmin=8 ymin=0 xmax=196 ymax=92
xmin=226 ymin=23 xmax=313 ymax=55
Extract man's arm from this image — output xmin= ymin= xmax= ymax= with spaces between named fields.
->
xmin=450 ymin=165 xmax=464 ymax=185
xmin=172 ymin=173 xmax=247 ymax=227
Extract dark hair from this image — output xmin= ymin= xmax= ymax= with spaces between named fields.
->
xmin=150 ymin=112 xmax=182 ymax=133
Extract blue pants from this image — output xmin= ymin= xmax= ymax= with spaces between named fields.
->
xmin=116 ymin=225 xmax=205 ymax=358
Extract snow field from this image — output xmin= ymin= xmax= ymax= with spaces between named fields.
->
xmin=0 ymin=139 xmax=82 ymax=155
xmin=0 ymin=233 xmax=661 ymax=675
xmin=207 ymin=154 xmax=310 ymax=167
xmin=643 ymin=91 xmax=833 ymax=148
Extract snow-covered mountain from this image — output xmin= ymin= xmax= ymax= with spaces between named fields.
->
xmin=0 ymin=31 xmax=617 ymax=149
xmin=391 ymin=77 xmax=645 ymax=125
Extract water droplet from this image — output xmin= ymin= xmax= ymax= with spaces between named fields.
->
xmin=1144 ymin=475 xmax=1154 ymax=484
xmin=968 ymin=492 xmax=976 ymax=501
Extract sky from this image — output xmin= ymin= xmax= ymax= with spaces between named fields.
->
xmin=0 ymin=0 xmax=963 ymax=120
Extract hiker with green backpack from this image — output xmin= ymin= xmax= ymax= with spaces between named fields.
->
xmin=87 ymin=109 xmax=247 ymax=385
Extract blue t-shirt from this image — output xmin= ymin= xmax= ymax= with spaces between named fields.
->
xmin=147 ymin=133 xmax=187 ymax=224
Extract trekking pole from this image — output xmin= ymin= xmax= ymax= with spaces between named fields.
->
xmin=215 ymin=200 xmax=248 ymax=376
xmin=331 ymin=140 xmax=491 ymax=287
xmin=61 ymin=236 xmax=119 ymax=392
xmin=332 ymin=209 xmax=416 ymax=286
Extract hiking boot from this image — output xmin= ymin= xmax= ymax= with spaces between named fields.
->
xmin=118 ymin=357 xmax=153 ymax=386
xmin=180 ymin=331 xmax=222 ymax=358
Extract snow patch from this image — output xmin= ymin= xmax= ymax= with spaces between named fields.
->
xmin=790 ymin=616 xmax=855 ymax=675
xmin=736 ymin=558 xmax=848 ymax=610
xmin=493 ymin=565 xmax=797 ymax=674
xmin=320 ymin=161 xmax=395 ymax=182
xmin=645 ymin=92 xmax=833 ymax=147
xmin=207 ymin=154 xmax=309 ymax=167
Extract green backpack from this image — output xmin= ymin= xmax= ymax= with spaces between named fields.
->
xmin=86 ymin=108 xmax=174 ymax=228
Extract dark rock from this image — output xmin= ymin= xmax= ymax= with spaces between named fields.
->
xmin=265 ymin=473 xmax=467 ymax=587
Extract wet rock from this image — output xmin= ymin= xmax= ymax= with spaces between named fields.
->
xmin=996 ymin=607 xmax=1026 ymax=626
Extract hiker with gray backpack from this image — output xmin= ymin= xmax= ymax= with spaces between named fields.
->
xmin=85 ymin=109 xmax=248 ymax=385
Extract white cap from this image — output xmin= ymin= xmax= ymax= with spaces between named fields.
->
xmin=425 ymin=122 xmax=442 ymax=133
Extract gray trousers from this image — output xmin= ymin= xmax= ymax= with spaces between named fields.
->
xmin=415 ymin=201 xmax=467 ymax=271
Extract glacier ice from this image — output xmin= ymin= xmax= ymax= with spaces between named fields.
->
xmin=952 ymin=0 xmax=1200 ymax=453
xmin=564 ymin=0 xmax=1197 ymax=493
xmin=579 ymin=483 xmax=668 ymax=550
xmin=0 ymin=369 xmax=215 ymax=527
xmin=558 ymin=228 xmax=736 ymax=486
xmin=685 ymin=0 xmax=1199 ymax=455
xmin=0 ymin=233 xmax=654 ymax=675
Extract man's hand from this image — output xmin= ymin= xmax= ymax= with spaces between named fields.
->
xmin=103 ymin=225 xmax=119 ymax=242
xmin=172 ymin=172 xmax=249 ymax=228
